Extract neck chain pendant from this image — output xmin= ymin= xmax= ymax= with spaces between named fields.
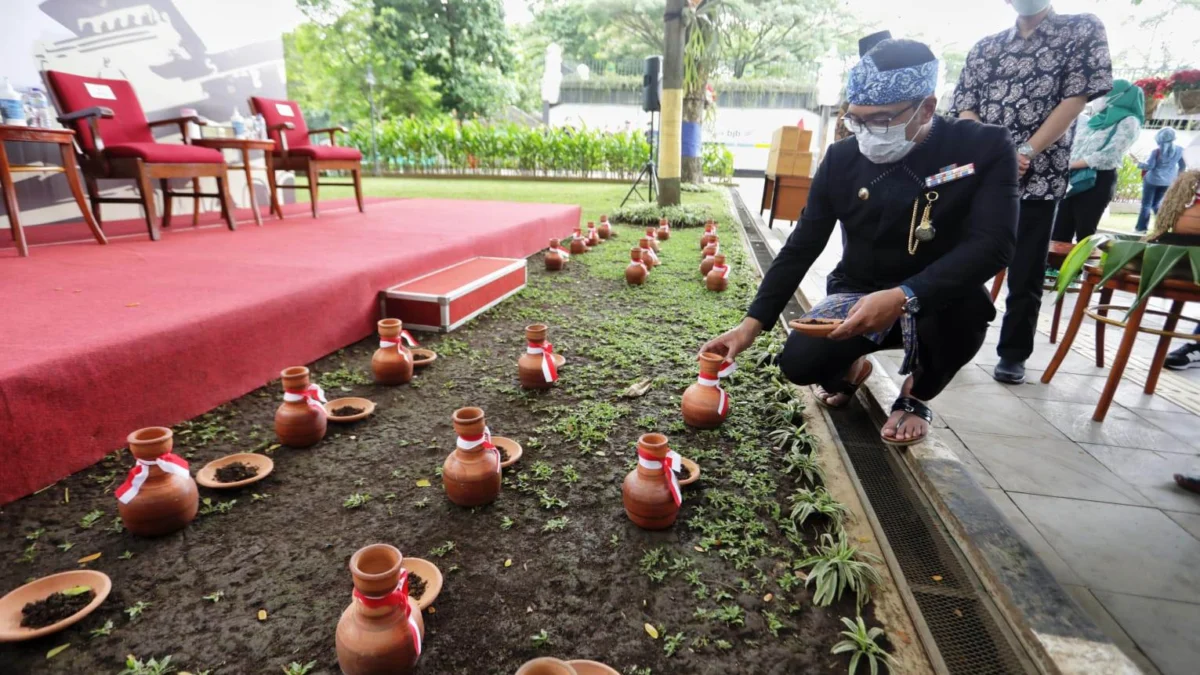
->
xmin=907 ymin=191 xmax=938 ymax=255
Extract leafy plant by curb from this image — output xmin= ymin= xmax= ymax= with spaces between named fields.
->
xmin=611 ymin=202 xmax=716 ymax=228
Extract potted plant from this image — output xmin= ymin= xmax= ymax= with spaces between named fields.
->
xmin=1170 ymin=69 xmax=1200 ymax=114
xmin=1134 ymin=76 xmax=1172 ymax=119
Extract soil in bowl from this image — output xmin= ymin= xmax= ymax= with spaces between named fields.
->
xmin=214 ymin=461 xmax=259 ymax=484
xmin=498 ymin=445 xmax=511 ymax=464
xmin=406 ymin=572 xmax=427 ymax=601
xmin=21 ymin=588 xmax=95 ymax=629
xmin=332 ymin=405 xmax=365 ymax=417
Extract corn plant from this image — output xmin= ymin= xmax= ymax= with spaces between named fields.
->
xmin=832 ymin=615 xmax=897 ymax=675
xmin=788 ymin=487 xmax=847 ymax=529
xmin=799 ymin=532 xmax=882 ymax=609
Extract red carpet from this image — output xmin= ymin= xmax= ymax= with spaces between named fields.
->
xmin=0 ymin=198 xmax=579 ymax=504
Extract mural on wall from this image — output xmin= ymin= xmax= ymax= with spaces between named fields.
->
xmin=2 ymin=0 xmax=299 ymax=228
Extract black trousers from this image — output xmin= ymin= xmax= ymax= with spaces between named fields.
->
xmin=997 ymin=199 xmax=1059 ymax=363
xmin=778 ymin=290 xmax=992 ymax=401
xmin=1051 ymin=169 xmax=1118 ymax=243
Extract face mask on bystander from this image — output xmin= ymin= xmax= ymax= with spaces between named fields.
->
xmin=1010 ymin=0 xmax=1051 ymax=17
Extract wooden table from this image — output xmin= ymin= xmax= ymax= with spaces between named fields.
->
xmin=192 ymin=137 xmax=277 ymax=226
xmin=0 ymin=124 xmax=107 ymax=257
xmin=759 ymin=173 xmax=812 ymax=229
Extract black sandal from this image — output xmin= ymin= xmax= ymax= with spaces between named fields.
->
xmin=883 ymin=396 xmax=932 ymax=446
xmin=814 ymin=360 xmax=873 ymax=410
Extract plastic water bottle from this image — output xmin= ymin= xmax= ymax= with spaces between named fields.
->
xmin=1 ymin=77 xmax=26 ymax=126
xmin=26 ymin=88 xmax=50 ymax=127
xmin=231 ymin=107 xmax=246 ymax=139
xmin=255 ymin=113 xmax=267 ymax=140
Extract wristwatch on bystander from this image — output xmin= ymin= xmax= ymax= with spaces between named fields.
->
xmin=899 ymin=285 xmax=920 ymax=315
xmin=1017 ymin=142 xmax=1036 ymax=158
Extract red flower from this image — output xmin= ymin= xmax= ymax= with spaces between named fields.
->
xmin=1170 ymin=69 xmax=1200 ymax=91
xmin=1135 ymin=76 xmax=1173 ymax=100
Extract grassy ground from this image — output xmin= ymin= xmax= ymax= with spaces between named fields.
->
xmin=1 ymin=180 xmax=886 ymax=673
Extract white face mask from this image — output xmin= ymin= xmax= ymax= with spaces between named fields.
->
xmin=854 ymin=107 xmax=922 ymax=164
xmin=1010 ymin=0 xmax=1051 ymax=17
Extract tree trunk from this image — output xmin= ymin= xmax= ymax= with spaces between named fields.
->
xmin=658 ymin=0 xmax=685 ymax=207
xmin=681 ymin=94 xmax=703 ymax=185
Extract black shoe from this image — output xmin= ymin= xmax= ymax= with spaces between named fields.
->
xmin=993 ymin=358 xmax=1026 ymax=384
xmin=1165 ymin=344 xmax=1200 ymax=371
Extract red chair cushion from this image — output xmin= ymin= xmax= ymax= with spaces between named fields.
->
xmin=103 ymin=143 xmax=226 ymax=164
xmin=44 ymin=71 xmax=154 ymax=153
xmin=250 ymin=97 xmax=310 ymax=153
xmin=287 ymin=145 xmax=363 ymax=161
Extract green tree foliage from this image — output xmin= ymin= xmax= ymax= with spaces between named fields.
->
xmin=718 ymin=0 xmax=849 ymax=78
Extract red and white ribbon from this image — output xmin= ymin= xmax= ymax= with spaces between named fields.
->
xmin=697 ymin=359 xmax=737 ymax=416
xmin=284 ymin=383 xmax=328 ymax=413
xmin=641 ymin=246 xmax=659 ymax=265
xmin=637 ymin=447 xmax=683 ymax=507
xmin=588 ymin=224 xmax=598 ymax=237
xmin=380 ymin=334 xmax=413 ymax=362
xmin=352 ymin=569 xmax=422 ymax=657
xmin=660 ymin=222 xmax=671 ymax=233
xmin=551 ymin=244 xmax=571 ymax=260
xmin=527 ymin=341 xmax=558 ymax=383
xmin=711 ymin=263 xmax=730 ymax=280
xmin=457 ymin=427 xmax=502 ymax=474
xmin=115 ymin=453 xmax=190 ymax=504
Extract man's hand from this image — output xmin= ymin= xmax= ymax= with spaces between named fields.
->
xmin=828 ymin=288 xmax=907 ymax=341
xmin=700 ymin=317 xmax=764 ymax=361
xmin=1017 ymin=152 xmax=1031 ymax=177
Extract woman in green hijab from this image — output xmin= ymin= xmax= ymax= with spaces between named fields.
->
xmin=1051 ymin=79 xmax=1145 ymax=243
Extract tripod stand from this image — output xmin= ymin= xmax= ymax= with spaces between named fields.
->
xmin=621 ymin=111 xmax=659 ymax=207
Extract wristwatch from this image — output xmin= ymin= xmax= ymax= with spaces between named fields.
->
xmin=899 ymin=285 xmax=920 ymax=315
xmin=1017 ymin=142 xmax=1036 ymax=158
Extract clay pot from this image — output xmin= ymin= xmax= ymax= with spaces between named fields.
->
xmin=275 ymin=366 xmax=328 ymax=447
xmin=626 ymin=248 xmax=648 ymax=285
xmin=639 ymin=237 xmax=659 ymax=269
xmin=700 ymin=253 xmax=717 ymax=277
xmin=546 ymin=238 xmax=566 ymax=271
xmin=622 ymin=433 xmax=681 ymax=530
xmin=569 ymin=227 xmax=589 ymax=255
xmin=373 ymin=319 xmax=415 ymax=385
xmin=116 ymin=427 xmax=199 ymax=537
xmin=586 ymin=222 xmax=601 ymax=246
xmin=643 ymin=227 xmax=660 ymax=252
xmin=597 ymin=216 xmax=612 ymax=239
xmin=656 ymin=217 xmax=670 ymax=241
xmin=682 ymin=352 xmax=732 ymax=428
xmin=443 ymin=407 xmax=502 ymax=506
xmin=700 ymin=222 xmax=716 ymax=249
xmin=518 ymin=323 xmax=559 ymax=390
xmin=336 ymin=544 xmax=425 ymax=675
xmin=702 ymin=236 xmax=719 ymax=261
xmin=517 ymin=659 xmax=578 ymax=675
xmin=706 ymin=254 xmax=729 ymax=292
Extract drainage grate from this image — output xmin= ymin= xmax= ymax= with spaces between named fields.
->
xmin=828 ymin=406 xmax=1033 ymax=675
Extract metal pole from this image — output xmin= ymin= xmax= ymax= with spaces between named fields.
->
xmin=368 ymin=85 xmax=380 ymax=177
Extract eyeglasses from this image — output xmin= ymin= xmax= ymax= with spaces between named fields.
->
xmin=842 ymin=102 xmax=919 ymax=135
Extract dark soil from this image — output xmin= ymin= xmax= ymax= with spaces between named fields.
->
xmin=498 ymin=445 xmax=511 ymax=464
xmin=331 ymin=405 xmax=365 ymax=417
xmin=0 ymin=219 xmax=872 ymax=674
xmin=21 ymin=589 xmax=95 ymax=629
xmin=214 ymin=462 xmax=259 ymax=484
xmin=407 ymin=572 xmax=427 ymax=601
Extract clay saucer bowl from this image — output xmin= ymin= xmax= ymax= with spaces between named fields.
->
xmin=492 ymin=437 xmax=523 ymax=468
xmin=196 ymin=452 xmax=274 ymax=489
xmin=401 ymin=557 xmax=443 ymax=610
xmin=324 ymin=397 xmax=376 ymax=423
xmin=567 ymin=661 xmax=620 ymax=675
xmin=678 ymin=457 xmax=701 ymax=486
xmin=789 ymin=318 xmax=842 ymax=338
xmin=0 ymin=570 xmax=112 ymax=642
xmin=411 ymin=349 xmax=438 ymax=369
xmin=551 ymin=353 xmax=566 ymax=368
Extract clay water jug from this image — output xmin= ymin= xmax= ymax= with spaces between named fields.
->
xmin=700 ymin=222 xmax=716 ymax=250
xmin=625 ymin=248 xmax=648 ymax=285
xmin=545 ymin=238 xmax=568 ymax=271
xmin=639 ymin=237 xmax=659 ymax=269
xmin=682 ymin=352 xmax=736 ymax=428
xmin=702 ymin=236 xmax=719 ymax=261
xmin=597 ymin=215 xmax=612 ymax=239
xmin=622 ymin=433 xmax=682 ymax=530
xmin=443 ymin=407 xmax=502 ymax=506
xmin=569 ymin=227 xmax=589 ymax=255
xmin=336 ymin=544 xmax=425 ymax=675
xmin=644 ymin=227 xmax=660 ymax=252
xmin=275 ymin=366 xmax=328 ymax=448
xmin=706 ymin=254 xmax=729 ymax=292
xmin=700 ymin=251 xmax=717 ymax=277
xmin=656 ymin=217 xmax=671 ymax=241
xmin=115 ymin=427 xmax=199 ymax=537
xmin=586 ymin=221 xmax=601 ymax=246
xmin=518 ymin=323 xmax=559 ymax=390
xmin=517 ymin=658 xmax=579 ymax=675
xmin=373 ymin=318 xmax=415 ymax=385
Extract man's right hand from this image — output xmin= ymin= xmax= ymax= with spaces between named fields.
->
xmin=700 ymin=318 xmax=764 ymax=361
xmin=1017 ymin=152 xmax=1031 ymax=177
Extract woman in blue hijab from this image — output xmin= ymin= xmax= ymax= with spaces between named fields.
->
xmin=1136 ymin=127 xmax=1188 ymax=232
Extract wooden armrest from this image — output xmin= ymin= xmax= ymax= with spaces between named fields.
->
xmin=269 ymin=122 xmax=295 ymax=131
xmin=149 ymin=115 xmax=208 ymax=128
xmin=58 ymin=106 xmax=114 ymax=123
xmin=308 ymin=126 xmax=348 ymax=135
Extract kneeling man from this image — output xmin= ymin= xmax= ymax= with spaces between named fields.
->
xmin=703 ymin=39 xmax=1017 ymax=445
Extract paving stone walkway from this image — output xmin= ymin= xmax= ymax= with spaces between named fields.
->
xmin=736 ymin=178 xmax=1200 ymax=675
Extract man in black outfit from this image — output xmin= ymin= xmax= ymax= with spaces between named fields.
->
xmin=951 ymin=1 xmax=1112 ymax=384
xmin=703 ymin=39 xmax=1018 ymax=445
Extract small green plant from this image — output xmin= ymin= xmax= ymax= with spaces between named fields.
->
xmin=429 ymin=541 xmax=456 ymax=557
xmin=768 ymin=424 xmax=817 ymax=454
xmin=79 ymin=510 xmax=104 ymax=529
xmin=664 ymin=631 xmax=686 ymax=657
xmin=89 ymin=619 xmax=115 ymax=639
xmin=560 ymin=464 xmax=580 ymax=484
xmin=316 ymin=365 xmax=371 ymax=389
xmin=769 ymin=399 xmax=806 ymax=426
xmin=799 ymin=532 xmax=883 ymax=609
xmin=124 ymin=601 xmax=151 ymax=620
xmin=789 ymin=487 xmax=849 ymax=530
xmin=531 ymin=629 xmax=552 ymax=648
xmin=203 ymin=591 xmax=224 ymax=603
xmin=499 ymin=516 xmax=515 ymax=530
xmin=542 ymin=516 xmax=570 ymax=532
xmin=610 ymin=534 xmax=620 ymax=547
xmin=25 ymin=528 xmax=45 ymax=541
xmin=108 ymin=517 xmax=125 ymax=533
xmin=118 ymin=654 xmax=173 ymax=675
xmin=198 ymin=497 xmax=237 ymax=516
xmin=281 ymin=661 xmax=318 ymax=675
xmin=252 ymin=493 xmax=271 ymax=502
xmin=763 ymin=610 xmax=785 ymax=637
xmin=782 ymin=447 xmax=825 ymax=485
xmin=530 ymin=461 xmax=554 ymax=481
xmin=119 ymin=550 xmax=134 ymax=560
xmin=57 ymin=541 xmax=75 ymax=552
xmin=832 ymin=615 xmax=897 ymax=675
xmin=538 ymin=491 xmax=568 ymax=510
xmin=343 ymin=492 xmax=373 ymax=509
xmin=413 ymin=496 xmax=430 ymax=509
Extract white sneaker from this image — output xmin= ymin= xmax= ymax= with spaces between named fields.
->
xmin=1165 ymin=345 xmax=1200 ymax=371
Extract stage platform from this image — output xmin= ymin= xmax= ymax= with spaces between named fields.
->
xmin=0 ymin=197 xmax=580 ymax=504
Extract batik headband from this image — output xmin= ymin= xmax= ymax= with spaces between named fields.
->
xmin=846 ymin=54 xmax=939 ymax=106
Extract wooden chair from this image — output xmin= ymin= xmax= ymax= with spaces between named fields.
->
xmin=248 ymin=97 xmax=364 ymax=219
xmin=1041 ymin=264 xmax=1200 ymax=421
xmin=42 ymin=71 xmax=236 ymax=241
